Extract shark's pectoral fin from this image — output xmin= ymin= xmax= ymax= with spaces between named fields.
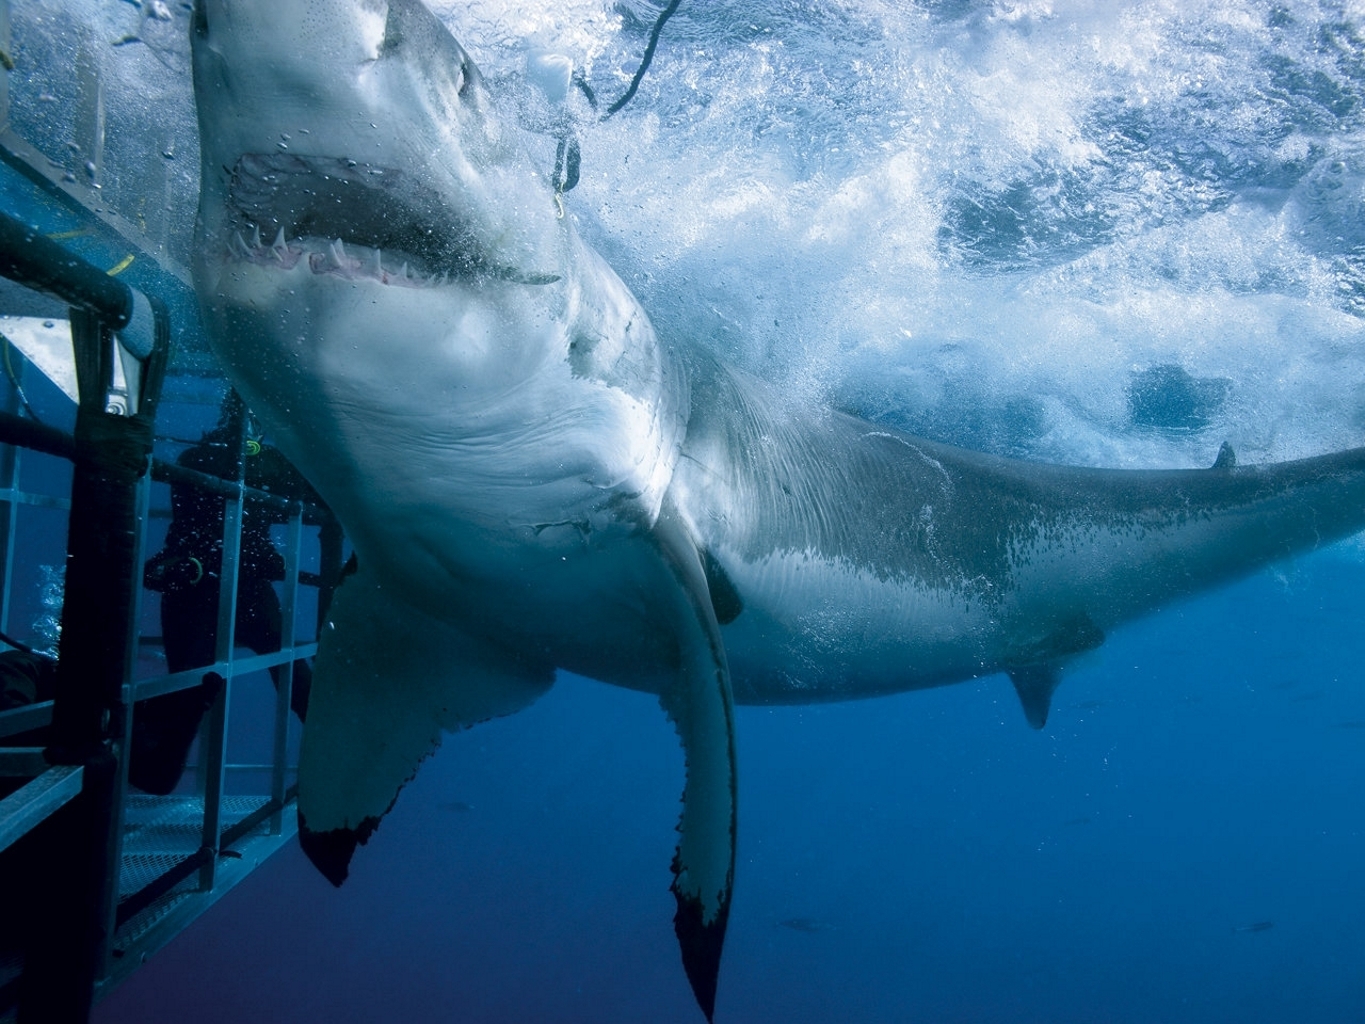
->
xmin=298 ymin=565 xmax=553 ymax=885
xmin=1007 ymin=612 xmax=1105 ymax=729
xmin=650 ymin=508 xmax=737 ymax=1023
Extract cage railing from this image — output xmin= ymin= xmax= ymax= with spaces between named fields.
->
xmin=0 ymin=202 xmax=342 ymax=1023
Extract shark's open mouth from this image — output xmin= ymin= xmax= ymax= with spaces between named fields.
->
xmin=222 ymin=153 xmax=558 ymax=286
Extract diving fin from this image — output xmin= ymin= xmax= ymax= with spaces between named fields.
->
xmin=298 ymin=564 xmax=553 ymax=884
xmin=651 ymin=507 xmax=738 ymax=1022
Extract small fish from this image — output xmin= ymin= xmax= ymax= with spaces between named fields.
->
xmin=778 ymin=917 xmax=832 ymax=934
xmin=1233 ymin=920 xmax=1274 ymax=933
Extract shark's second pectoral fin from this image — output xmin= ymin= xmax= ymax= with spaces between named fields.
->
xmin=650 ymin=508 xmax=738 ymax=1023
xmin=298 ymin=565 xmax=553 ymax=885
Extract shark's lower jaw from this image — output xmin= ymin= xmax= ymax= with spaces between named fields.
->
xmin=218 ymin=152 xmax=559 ymax=287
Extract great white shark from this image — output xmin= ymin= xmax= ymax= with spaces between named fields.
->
xmin=189 ymin=1 xmax=1365 ymax=1017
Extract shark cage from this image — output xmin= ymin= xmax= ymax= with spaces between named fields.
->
xmin=0 ymin=2 xmax=343 ymax=1021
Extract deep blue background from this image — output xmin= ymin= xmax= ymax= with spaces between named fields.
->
xmin=96 ymin=550 xmax=1365 ymax=1023
xmin=2 ymin=0 xmax=1357 ymax=1019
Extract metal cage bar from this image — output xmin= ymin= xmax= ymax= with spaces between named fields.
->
xmin=0 ymin=93 xmax=345 ymax=1021
xmin=272 ymin=507 xmax=304 ymax=831
xmin=197 ymin=407 xmax=247 ymax=893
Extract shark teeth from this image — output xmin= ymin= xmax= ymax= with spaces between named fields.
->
xmin=232 ymin=229 xmax=444 ymax=290
xmin=297 ymin=236 xmax=445 ymax=289
xmin=226 ymin=223 xmax=303 ymax=270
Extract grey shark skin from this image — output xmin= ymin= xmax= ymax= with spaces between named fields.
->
xmin=190 ymin=1 xmax=1365 ymax=1017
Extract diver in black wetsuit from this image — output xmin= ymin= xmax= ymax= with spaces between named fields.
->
xmin=132 ymin=407 xmax=317 ymax=795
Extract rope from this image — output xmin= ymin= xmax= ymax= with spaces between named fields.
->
xmin=0 ymin=333 xmax=42 ymax=423
xmin=552 ymin=134 xmax=582 ymax=196
xmin=553 ymin=0 xmax=683 ymax=197
xmin=603 ymin=0 xmax=683 ymax=119
xmin=0 ymin=627 xmax=54 ymax=660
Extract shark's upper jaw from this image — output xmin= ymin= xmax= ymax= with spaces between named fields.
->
xmin=217 ymin=151 xmax=560 ymax=288
xmin=193 ymin=0 xmax=563 ymax=291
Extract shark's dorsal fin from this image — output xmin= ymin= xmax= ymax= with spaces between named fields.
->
xmin=297 ymin=565 xmax=553 ymax=883
xmin=1008 ymin=665 xmax=1063 ymax=730
xmin=650 ymin=507 xmax=738 ymax=1023
xmin=1212 ymin=441 xmax=1237 ymax=469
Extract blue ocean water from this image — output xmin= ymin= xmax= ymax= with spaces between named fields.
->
xmin=96 ymin=555 xmax=1365 ymax=1022
xmin=3 ymin=0 xmax=1355 ymax=1019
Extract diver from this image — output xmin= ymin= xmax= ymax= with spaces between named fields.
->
xmin=133 ymin=400 xmax=318 ymax=795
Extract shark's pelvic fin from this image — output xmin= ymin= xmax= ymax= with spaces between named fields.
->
xmin=651 ymin=508 xmax=738 ymax=1023
xmin=1007 ymin=612 xmax=1104 ymax=729
xmin=1008 ymin=664 xmax=1064 ymax=730
xmin=298 ymin=564 xmax=553 ymax=885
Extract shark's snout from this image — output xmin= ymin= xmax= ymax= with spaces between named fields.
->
xmin=193 ymin=0 xmax=556 ymax=291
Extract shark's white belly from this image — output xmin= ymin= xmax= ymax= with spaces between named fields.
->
xmin=201 ymin=256 xmax=679 ymax=659
xmin=713 ymin=545 xmax=999 ymax=703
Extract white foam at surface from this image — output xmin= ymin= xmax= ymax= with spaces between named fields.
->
xmin=10 ymin=0 xmax=1365 ymax=472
